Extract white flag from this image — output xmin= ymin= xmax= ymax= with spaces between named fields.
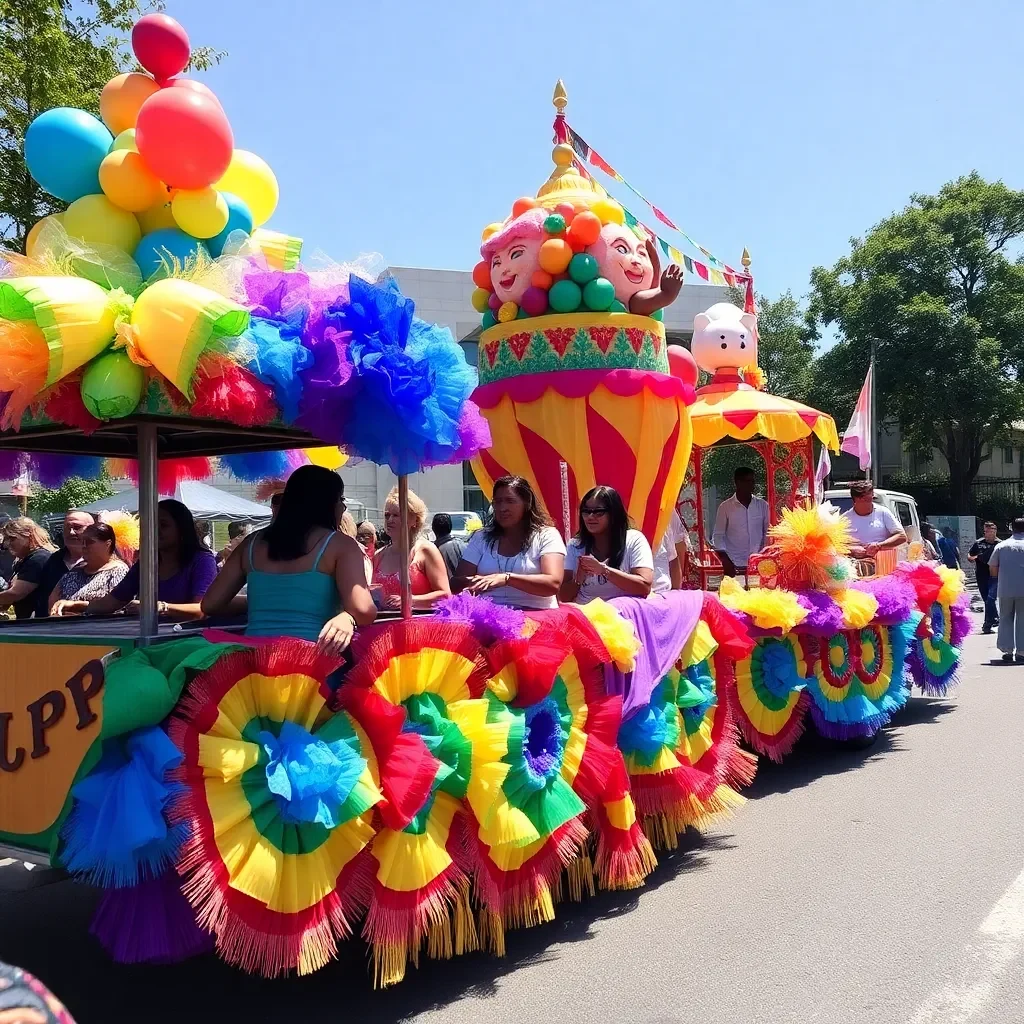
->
xmin=841 ymin=363 xmax=872 ymax=471
xmin=814 ymin=445 xmax=831 ymax=502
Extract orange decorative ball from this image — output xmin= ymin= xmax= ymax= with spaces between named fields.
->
xmin=538 ymin=238 xmax=573 ymax=275
xmin=568 ymin=211 xmax=602 ymax=247
xmin=472 ymin=260 xmax=492 ymax=290
xmin=530 ymin=269 xmax=553 ymax=290
xmin=511 ymin=196 xmax=537 ymax=218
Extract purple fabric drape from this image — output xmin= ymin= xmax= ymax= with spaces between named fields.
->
xmin=606 ymin=591 xmax=705 ymax=720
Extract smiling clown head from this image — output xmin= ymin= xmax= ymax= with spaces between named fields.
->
xmin=480 ymin=208 xmax=546 ymax=305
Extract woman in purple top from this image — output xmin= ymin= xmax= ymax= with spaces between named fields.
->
xmin=79 ymin=500 xmax=218 ymax=621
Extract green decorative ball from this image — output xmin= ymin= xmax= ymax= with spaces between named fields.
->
xmin=543 ymin=213 xmax=566 ymax=236
xmin=516 ymin=307 xmax=530 ymax=319
xmin=610 ymin=299 xmax=628 ymax=313
xmin=548 ymin=279 xmax=583 ymax=313
xmin=80 ymin=350 xmax=144 ymax=420
xmin=582 ymin=276 xmax=615 ymax=311
xmin=568 ymin=252 xmax=599 ymax=284
xmin=482 ymin=309 xmax=497 ymax=329
xmin=650 ymin=307 xmax=664 ymax=321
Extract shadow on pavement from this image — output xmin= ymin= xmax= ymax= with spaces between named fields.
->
xmin=0 ymin=832 xmax=733 ymax=1024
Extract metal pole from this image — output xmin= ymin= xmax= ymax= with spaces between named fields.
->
xmin=138 ymin=423 xmax=159 ymax=644
xmin=869 ymin=342 xmax=879 ymax=486
xmin=397 ymin=475 xmax=411 ymax=620
xmin=559 ymin=460 xmax=571 ymax=542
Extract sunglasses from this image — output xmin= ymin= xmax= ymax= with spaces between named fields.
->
xmin=581 ymin=506 xmax=609 ymax=516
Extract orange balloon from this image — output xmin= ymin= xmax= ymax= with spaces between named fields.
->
xmin=472 ymin=260 xmax=492 ymax=290
xmin=530 ymin=270 xmax=553 ymax=290
xmin=538 ymin=238 xmax=573 ymax=275
xmin=99 ymin=149 xmax=163 ymax=212
xmin=568 ymin=211 xmax=601 ymax=247
xmin=100 ymin=72 xmax=160 ymax=135
xmin=511 ymin=196 xmax=537 ymax=218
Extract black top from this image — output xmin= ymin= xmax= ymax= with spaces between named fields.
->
xmin=436 ymin=535 xmax=465 ymax=580
xmin=11 ymin=548 xmax=52 ymax=618
xmin=969 ymin=537 xmax=998 ymax=580
xmin=38 ymin=548 xmax=76 ymax=614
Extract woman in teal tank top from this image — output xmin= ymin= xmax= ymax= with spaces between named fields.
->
xmin=201 ymin=466 xmax=376 ymax=653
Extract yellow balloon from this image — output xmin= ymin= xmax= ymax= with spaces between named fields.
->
xmin=215 ymin=150 xmax=279 ymax=227
xmin=110 ymin=129 xmax=137 ymax=152
xmin=471 ymin=288 xmax=491 ymax=313
xmin=100 ymin=72 xmax=159 ymax=135
xmin=591 ymin=198 xmax=625 ymax=226
xmin=137 ymin=198 xmax=177 ymax=234
xmin=481 ymin=222 xmax=503 ymax=242
xmin=25 ymin=213 xmax=64 ymax=258
xmin=304 ymin=446 xmax=346 ymax=470
xmin=99 ymin=149 xmax=163 ymax=213
xmin=171 ymin=188 xmax=229 ymax=239
xmin=63 ymin=194 xmax=141 ymax=254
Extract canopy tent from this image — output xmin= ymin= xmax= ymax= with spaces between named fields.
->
xmin=74 ymin=480 xmax=272 ymax=525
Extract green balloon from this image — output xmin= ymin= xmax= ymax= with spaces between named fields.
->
xmin=650 ymin=307 xmax=664 ymax=321
xmin=81 ymin=350 xmax=144 ymax=420
xmin=482 ymin=309 xmax=497 ymax=329
xmin=610 ymin=299 xmax=628 ymax=313
xmin=568 ymin=252 xmax=599 ymax=284
xmin=548 ymin=279 xmax=582 ymax=313
xmin=543 ymin=213 xmax=566 ymax=235
xmin=516 ymin=307 xmax=530 ymax=319
xmin=583 ymin=277 xmax=615 ymax=311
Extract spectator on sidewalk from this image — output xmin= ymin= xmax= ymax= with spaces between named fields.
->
xmin=968 ymin=521 xmax=1000 ymax=634
xmin=989 ymin=517 xmax=1024 ymax=664
xmin=431 ymin=513 xmax=465 ymax=581
xmin=937 ymin=526 xmax=961 ymax=569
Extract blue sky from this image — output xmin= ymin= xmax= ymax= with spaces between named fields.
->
xmin=167 ymin=0 xmax=1024 ymax=308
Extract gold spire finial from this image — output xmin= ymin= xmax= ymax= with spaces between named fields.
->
xmin=553 ymin=79 xmax=567 ymax=115
xmin=741 ymin=247 xmax=751 ymax=270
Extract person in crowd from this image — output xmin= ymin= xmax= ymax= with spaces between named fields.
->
xmin=0 ymin=514 xmax=15 ymax=583
xmin=217 ymin=522 xmax=251 ymax=567
xmin=841 ymin=480 xmax=907 ymax=560
xmin=988 ymin=517 xmax=1024 ymax=664
xmin=195 ymin=519 xmax=214 ymax=551
xmin=921 ymin=522 xmax=942 ymax=561
xmin=38 ymin=509 xmax=95 ymax=608
xmin=339 ymin=511 xmax=358 ymax=537
xmin=372 ymin=488 xmax=450 ymax=610
xmin=712 ymin=467 xmax=770 ymax=577
xmin=652 ymin=508 xmax=691 ymax=593
xmin=48 ymin=523 xmax=129 ymax=616
xmin=79 ymin=500 xmax=217 ymax=621
xmin=454 ymin=475 xmax=565 ymax=609
xmin=355 ymin=520 xmax=376 ymax=585
xmin=560 ymin=485 xmax=653 ymax=604
xmin=432 ymin=513 xmax=465 ymax=581
xmin=202 ymin=465 xmax=375 ymax=653
xmin=969 ymin=521 xmax=1000 ymax=634
xmin=937 ymin=526 xmax=961 ymax=569
xmin=0 ymin=519 xmax=57 ymax=618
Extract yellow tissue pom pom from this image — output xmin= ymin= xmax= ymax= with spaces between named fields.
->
xmin=936 ymin=565 xmax=965 ymax=606
xmin=497 ymin=301 xmax=518 ymax=323
xmin=833 ymin=588 xmax=878 ymax=629
xmin=578 ymin=598 xmax=641 ymax=671
xmin=719 ymin=576 xmax=808 ymax=632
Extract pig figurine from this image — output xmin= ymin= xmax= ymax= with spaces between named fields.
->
xmin=690 ymin=302 xmax=757 ymax=377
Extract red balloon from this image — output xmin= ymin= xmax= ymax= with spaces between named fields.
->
xmin=136 ymin=89 xmax=233 ymax=189
xmin=132 ymin=13 xmax=191 ymax=82
xmin=163 ymin=78 xmax=221 ymax=107
xmin=667 ymin=344 xmax=700 ymax=387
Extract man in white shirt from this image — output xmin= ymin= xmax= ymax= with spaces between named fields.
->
xmin=712 ymin=467 xmax=770 ymax=577
xmin=841 ymin=480 xmax=907 ymax=559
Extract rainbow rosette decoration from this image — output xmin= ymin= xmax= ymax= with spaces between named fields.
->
xmin=168 ymin=639 xmax=432 ymax=978
xmin=902 ymin=565 xmax=971 ymax=694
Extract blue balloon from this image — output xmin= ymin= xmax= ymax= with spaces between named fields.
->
xmin=24 ymin=108 xmax=113 ymax=202
xmin=206 ymin=192 xmax=254 ymax=258
xmin=134 ymin=229 xmax=209 ymax=280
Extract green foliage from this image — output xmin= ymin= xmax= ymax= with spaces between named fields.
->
xmin=807 ymin=173 xmax=1024 ymax=512
xmin=0 ymin=0 xmax=224 ymax=248
xmin=28 ymin=473 xmax=112 ymax=516
xmin=703 ymin=444 xmax=766 ymax=496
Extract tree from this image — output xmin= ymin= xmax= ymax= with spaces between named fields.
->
xmin=0 ymin=0 xmax=223 ymax=249
xmin=806 ymin=173 xmax=1024 ymax=512
xmin=28 ymin=473 xmax=113 ymax=517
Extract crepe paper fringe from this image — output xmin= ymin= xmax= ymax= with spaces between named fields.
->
xmin=592 ymin=804 xmax=658 ymax=889
xmin=727 ymin=674 xmax=810 ymax=763
xmin=434 ymin=592 xmax=527 ymax=646
xmin=89 ymin=867 xmax=213 ymax=965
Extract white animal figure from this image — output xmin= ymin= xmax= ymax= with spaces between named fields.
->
xmin=690 ymin=302 xmax=757 ymax=376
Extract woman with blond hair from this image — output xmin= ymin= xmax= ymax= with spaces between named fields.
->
xmin=371 ymin=486 xmax=449 ymax=610
xmin=0 ymin=518 xmax=57 ymax=618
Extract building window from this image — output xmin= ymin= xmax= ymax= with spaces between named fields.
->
xmin=462 ymin=461 xmax=488 ymax=513
xmin=1004 ymin=446 xmax=1015 ymax=465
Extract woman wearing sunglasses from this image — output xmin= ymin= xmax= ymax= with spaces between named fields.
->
xmin=560 ymin=485 xmax=654 ymax=605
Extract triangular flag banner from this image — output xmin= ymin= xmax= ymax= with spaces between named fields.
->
xmin=841 ymin=364 xmax=873 ymax=471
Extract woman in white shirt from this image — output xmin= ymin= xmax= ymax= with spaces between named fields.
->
xmin=453 ymin=475 xmax=566 ymax=610
xmin=560 ymin=486 xmax=654 ymax=605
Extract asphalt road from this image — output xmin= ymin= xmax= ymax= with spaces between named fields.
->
xmin=1 ymin=616 xmax=1021 ymax=1024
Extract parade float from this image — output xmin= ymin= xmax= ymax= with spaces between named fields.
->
xmin=0 ymin=19 xmax=762 ymax=989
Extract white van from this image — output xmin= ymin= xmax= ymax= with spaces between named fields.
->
xmin=822 ymin=485 xmax=923 ymax=545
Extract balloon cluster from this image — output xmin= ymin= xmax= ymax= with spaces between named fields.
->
xmin=471 ymin=194 xmax=630 ymax=329
xmin=23 ymin=13 xmax=279 ymax=277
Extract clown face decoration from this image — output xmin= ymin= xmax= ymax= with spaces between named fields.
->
xmin=588 ymin=223 xmax=655 ymax=305
xmin=488 ymin=235 xmax=543 ymax=305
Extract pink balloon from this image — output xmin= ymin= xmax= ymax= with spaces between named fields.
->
xmin=136 ymin=89 xmax=233 ymax=190
xmin=132 ymin=13 xmax=191 ymax=82
xmin=667 ymin=344 xmax=700 ymax=387
xmin=163 ymin=78 xmax=222 ymax=107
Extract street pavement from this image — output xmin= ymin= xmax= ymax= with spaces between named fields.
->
xmin=1 ymin=617 xmax=1021 ymax=1024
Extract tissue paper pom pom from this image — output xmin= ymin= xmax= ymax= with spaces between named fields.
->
xmin=117 ymin=456 xmax=212 ymax=492
xmin=434 ymin=593 xmax=526 ymax=645
xmin=719 ymin=576 xmax=808 ymax=633
xmin=577 ymin=598 xmax=641 ymax=672
xmin=794 ymin=590 xmax=844 ymax=636
xmin=852 ymin=575 xmax=916 ymax=625
xmin=191 ymin=353 xmax=277 ymax=427
xmin=833 ymin=588 xmax=878 ymax=630
xmin=32 ymin=453 xmax=105 ymax=488
xmin=220 ymin=450 xmax=296 ymax=483
xmin=238 ymin=316 xmax=313 ymax=425
xmin=43 ymin=373 xmax=102 ymax=433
